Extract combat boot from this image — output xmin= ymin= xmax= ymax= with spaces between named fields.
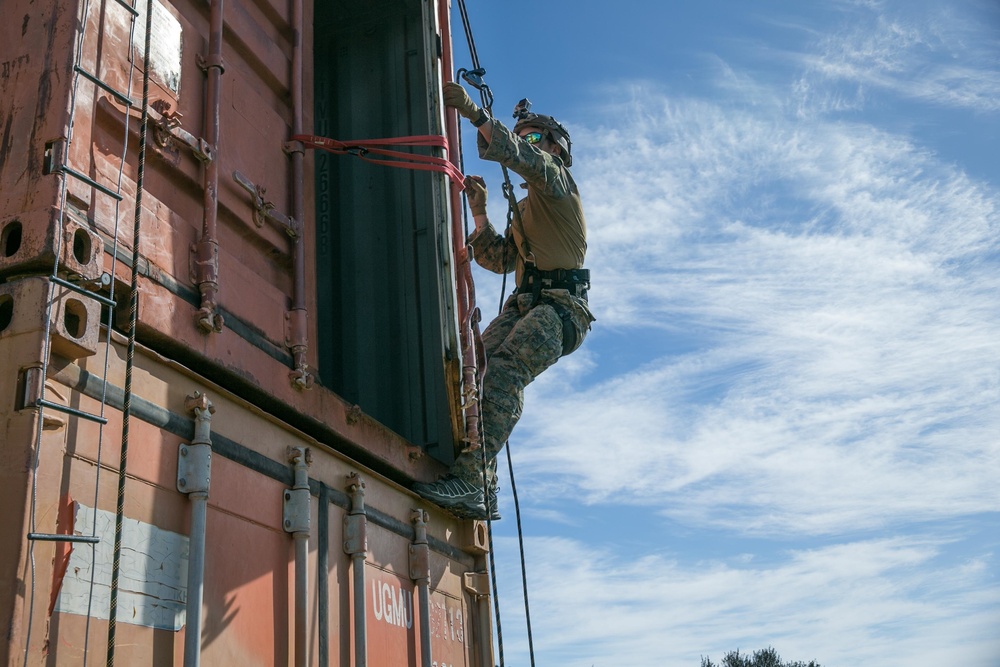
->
xmin=413 ymin=475 xmax=486 ymax=518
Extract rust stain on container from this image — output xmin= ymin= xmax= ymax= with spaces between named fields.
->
xmin=0 ymin=0 xmax=489 ymax=663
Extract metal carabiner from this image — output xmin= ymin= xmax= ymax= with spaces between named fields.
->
xmin=456 ymin=67 xmax=494 ymax=112
xmin=457 ymin=67 xmax=487 ymax=90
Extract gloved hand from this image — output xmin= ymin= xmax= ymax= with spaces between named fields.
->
xmin=444 ymin=82 xmax=480 ymax=120
xmin=464 ymin=175 xmax=487 ymax=215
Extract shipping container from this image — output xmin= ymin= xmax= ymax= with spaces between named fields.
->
xmin=0 ymin=0 xmax=495 ymax=663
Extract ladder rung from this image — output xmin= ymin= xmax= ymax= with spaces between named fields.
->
xmin=50 ymin=276 xmax=117 ymax=308
xmin=35 ymin=399 xmax=109 ymax=424
xmin=74 ymin=66 xmax=134 ymax=107
xmin=112 ymin=0 xmax=140 ymax=17
xmin=60 ymin=165 xmax=124 ymax=201
xmin=28 ymin=533 xmax=101 ymax=544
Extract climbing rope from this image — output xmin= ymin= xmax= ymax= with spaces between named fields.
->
xmin=455 ymin=1 xmax=538 ymax=665
xmin=105 ymin=0 xmax=153 ymax=663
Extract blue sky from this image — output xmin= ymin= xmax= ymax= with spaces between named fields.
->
xmin=449 ymin=1 xmax=1000 ymax=665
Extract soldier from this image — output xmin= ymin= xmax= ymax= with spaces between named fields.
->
xmin=414 ymin=81 xmax=594 ymax=520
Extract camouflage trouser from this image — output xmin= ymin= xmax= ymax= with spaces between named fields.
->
xmin=451 ymin=291 xmax=591 ymax=488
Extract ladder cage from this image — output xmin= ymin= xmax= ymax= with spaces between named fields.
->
xmin=20 ymin=0 xmax=144 ymax=660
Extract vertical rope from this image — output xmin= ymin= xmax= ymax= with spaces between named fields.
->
xmin=105 ymin=0 xmax=152 ymax=663
xmin=505 ymin=444 xmax=536 ymax=666
xmin=452 ymin=1 xmax=507 ymax=660
xmin=479 ymin=439 xmax=504 ymax=667
xmin=454 ymin=2 xmax=539 ymax=666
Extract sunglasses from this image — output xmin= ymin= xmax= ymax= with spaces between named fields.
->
xmin=522 ymin=131 xmax=544 ymax=145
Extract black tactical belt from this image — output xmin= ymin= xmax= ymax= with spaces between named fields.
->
xmin=519 ymin=267 xmax=590 ymax=300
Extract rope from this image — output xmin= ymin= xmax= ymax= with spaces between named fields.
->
xmin=454 ymin=1 xmax=538 ymax=665
xmin=505 ymin=443 xmax=536 ymax=664
xmin=292 ymin=134 xmax=467 ymax=189
xmin=106 ymin=0 xmax=152 ymax=662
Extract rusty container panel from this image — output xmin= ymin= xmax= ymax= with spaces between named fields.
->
xmin=3 ymin=0 xmax=466 ymax=476
xmin=1 ymin=0 xmax=491 ymax=663
xmin=1 ymin=335 xmax=490 ymax=664
xmin=365 ymin=505 xmax=475 ymax=667
xmin=0 ymin=3 xmax=74 ymax=232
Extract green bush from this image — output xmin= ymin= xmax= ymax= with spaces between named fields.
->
xmin=700 ymin=646 xmax=820 ymax=667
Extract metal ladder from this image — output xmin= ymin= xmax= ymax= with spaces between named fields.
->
xmin=22 ymin=0 xmax=143 ymax=662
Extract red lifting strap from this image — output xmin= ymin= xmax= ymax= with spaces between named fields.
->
xmin=292 ymin=134 xmax=466 ymax=190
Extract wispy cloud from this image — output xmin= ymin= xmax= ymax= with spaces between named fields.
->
xmin=791 ymin=1 xmax=1000 ymax=115
xmin=505 ymin=79 xmax=1000 ymax=534
xmin=492 ymin=534 xmax=1000 ymax=667
xmin=472 ymin=2 xmax=1000 ymax=665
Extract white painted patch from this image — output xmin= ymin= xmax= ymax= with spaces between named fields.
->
xmin=53 ymin=503 xmax=188 ymax=631
xmin=134 ymin=0 xmax=183 ymax=95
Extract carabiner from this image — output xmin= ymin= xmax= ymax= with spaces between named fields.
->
xmin=456 ymin=67 xmax=495 ymax=111
xmin=457 ymin=67 xmax=487 ymax=90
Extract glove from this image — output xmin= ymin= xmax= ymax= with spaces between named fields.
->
xmin=444 ymin=82 xmax=480 ymax=120
xmin=464 ymin=175 xmax=487 ymax=215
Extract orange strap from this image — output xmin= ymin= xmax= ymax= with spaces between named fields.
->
xmin=292 ymin=134 xmax=466 ymax=190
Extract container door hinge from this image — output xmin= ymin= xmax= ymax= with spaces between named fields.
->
xmin=409 ymin=510 xmax=430 ymax=583
xmin=177 ymin=392 xmax=215 ymax=495
xmin=177 ymin=442 xmax=212 ymax=494
xmin=177 ymin=391 xmax=215 ymax=495
xmin=343 ymin=473 xmax=368 ymax=556
xmin=283 ymin=447 xmax=312 ymax=534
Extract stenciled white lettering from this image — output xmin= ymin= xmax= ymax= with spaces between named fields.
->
xmin=369 ymin=578 xmax=414 ymax=629
xmin=371 ymin=580 xmax=383 ymax=621
xmin=396 ymin=585 xmax=413 ymax=629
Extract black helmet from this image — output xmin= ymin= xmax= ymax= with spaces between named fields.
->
xmin=512 ymin=98 xmax=573 ymax=167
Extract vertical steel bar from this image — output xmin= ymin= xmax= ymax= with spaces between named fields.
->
xmin=352 ymin=552 xmax=366 ymax=667
xmin=317 ymin=485 xmax=330 ymax=667
xmin=410 ymin=510 xmax=432 ymax=667
xmin=194 ymin=0 xmax=224 ymax=332
xmin=418 ymin=586 xmax=432 ymax=666
xmin=294 ymin=535 xmax=309 ymax=665
xmin=183 ymin=494 xmax=209 ymax=667
xmin=476 ymin=592 xmax=494 ymax=667
xmin=344 ymin=474 xmax=368 ymax=667
xmin=286 ymin=0 xmax=311 ymax=387
xmin=179 ymin=394 xmax=215 ymax=667
xmin=286 ymin=449 xmax=311 ymax=667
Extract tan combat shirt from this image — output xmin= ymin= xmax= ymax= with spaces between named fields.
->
xmin=467 ymin=120 xmax=587 ymax=287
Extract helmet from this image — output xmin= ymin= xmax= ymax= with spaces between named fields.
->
xmin=512 ymin=98 xmax=573 ymax=167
